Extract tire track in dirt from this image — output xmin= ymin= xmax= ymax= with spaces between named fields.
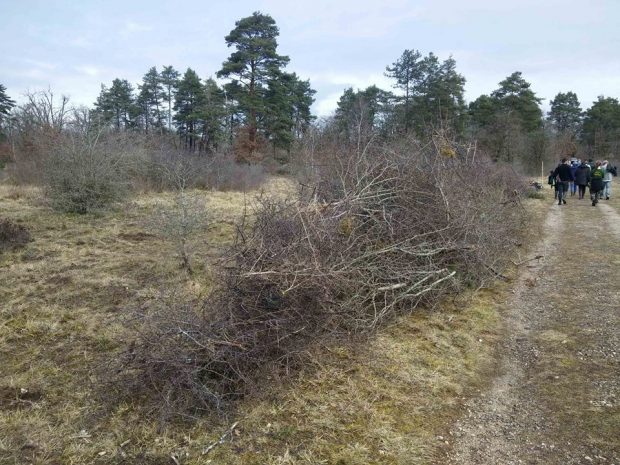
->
xmin=440 ymin=200 xmax=620 ymax=465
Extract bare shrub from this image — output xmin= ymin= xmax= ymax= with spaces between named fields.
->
xmin=44 ymin=130 xmax=137 ymax=213
xmin=146 ymin=157 xmax=209 ymax=274
xmin=204 ymin=153 xmax=266 ymax=191
xmin=119 ymin=134 xmax=528 ymax=413
xmin=0 ymin=218 xmax=32 ymax=251
xmin=137 ymin=148 xmax=266 ymax=193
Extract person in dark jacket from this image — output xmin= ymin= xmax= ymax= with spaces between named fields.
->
xmin=590 ymin=161 xmax=605 ymax=206
xmin=548 ymin=170 xmax=558 ymax=199
xmin=552 ymin=158 xmax=574 ymax=205
xmin=574 ymin=161 xmax=591 ymax=199
xmin=569 ymin=161 xmax=579 ymax=196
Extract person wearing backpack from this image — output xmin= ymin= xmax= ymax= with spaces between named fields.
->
xmin=574 ymin=160 xmax=591 ymax=200
xmin=552 ymin=158 xmax=574 ymax=205
xmin=590 ymin=161 xmax=605 ymax=206
xmin=548 ymin=169 xmax=558 ymax=199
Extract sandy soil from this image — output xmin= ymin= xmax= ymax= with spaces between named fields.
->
xmin=441 ymin=197 xmax=620 ymax=465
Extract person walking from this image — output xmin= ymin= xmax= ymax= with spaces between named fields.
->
xmin=574 ymin=160 xmax=591 ymax=199
xmin=569 ymin=160 xmax=579 ymax=196
xmin=601 ymin=160 xmax=613 ymax=200
xmin=590 ymin=161 xmax=605 ymax=206
xmin=548 ymin=170 xmax=558 ymax=200
xmin=552 ymin=158 xmax=574 ymax=205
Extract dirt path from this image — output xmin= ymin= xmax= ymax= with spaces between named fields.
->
xmin=441 ymin=198 xmax=620 ymax=465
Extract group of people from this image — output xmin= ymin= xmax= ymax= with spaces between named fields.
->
xmin=549 ymin=158 xmax=616 ymax=206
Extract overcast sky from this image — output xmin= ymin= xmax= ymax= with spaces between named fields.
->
xmin=2 ymin=0 xmax=619 ymax=116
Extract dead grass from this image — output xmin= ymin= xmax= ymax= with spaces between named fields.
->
xmin=0 ymin=179 xmax=547 ymax=465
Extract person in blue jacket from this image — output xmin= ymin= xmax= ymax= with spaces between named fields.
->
xmin=569 ymin=160 xmax=579 ymax=196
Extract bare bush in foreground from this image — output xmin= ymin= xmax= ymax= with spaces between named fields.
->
xmin=120 ymin=136 xmax=528 ymax=413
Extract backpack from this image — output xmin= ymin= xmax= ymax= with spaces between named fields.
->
xmin=609 ymin=165 xmax=617 ymax=177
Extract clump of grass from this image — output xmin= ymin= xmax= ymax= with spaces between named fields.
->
xmin=526 ymin=190 xmax=546 ymax=200
xmin=0 ymin=217 xmax=32 ymax=251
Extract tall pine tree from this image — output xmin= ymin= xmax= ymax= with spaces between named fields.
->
xmin=174 ymin=68 xmax=206 ymax=151
xmin=137 ymin=66 xmax=164 ymax=134
xmin=160 ymin=66 xmax=180 ymax=132
xmin=217 ymin=12 xmax=289 ymax=157
xmin=549 ymin=91 xmax=582 ymax=133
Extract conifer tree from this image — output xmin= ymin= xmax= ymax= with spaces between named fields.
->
xmin=94 ymin=79 xmax=136 ymax=130
xmin=549 ymin=91 xmax=582 ymax=133
xmin=582 ymin=96 xmax=620 ymax=157
xmin=160 ymin=66 xmax=180 ymax=131
xmin=385 ymin=49 xmax=424 ymax=133
xmin=201 ymin=78 xmax=227 ymax=152
xmin=137 ymin=66 xmax=164 ymax=134
xmin=490 ymin=71 xmax=542 ymax=132
xmin=0 ymin=84 xmax=15 ymax=124
xmin=0 ymin=84 xmax=15 ymax=140
xmin=174 ymin=68 xmax=206 ymax=151
xmin=385 ymin=51 xmax=466 ymax=135
xmin=217 ymin=11 xmax=290 ymax=156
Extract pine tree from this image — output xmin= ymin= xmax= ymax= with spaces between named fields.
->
xmin=94 ymin=79 xmax=136 ymax=130
xmin=217 ymin=12 xmax=290 ymax=156
xmin=0 ymin=84 xmax=15 ymax=124
xmin=581 ymin=96 xmax=620 ymax=158
xmin=385 ymin=51 xmax=466 ymax=135
xmin=385 ymin=49 xmax=424 ymax=133
xmin=0 ymin=84 xmax=15 ymax=141
xmin=549 ymin=91 xmax=582 ymax=133
xmin=201 ymin=78 xmax=227 ymax=153
xmin=174 ymin=68 xmax=206 ymax=151
xmin=335 ymin=86 xmax=394 ymax=144
xmin=424 ymin=56 xmax=467 ymax=133
xmin=160 ymin=66 xmax=180 ymax=131
xmin=490 ymin=71 xmax=542 ymax=132
xmin=263 ymin=72 xmax=315 ymax=154
xmin=137 ymin=66 xmax=164 ymax=134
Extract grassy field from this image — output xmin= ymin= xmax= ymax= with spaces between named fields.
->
xmin=0 ymin=180 xmax=548 ymax=465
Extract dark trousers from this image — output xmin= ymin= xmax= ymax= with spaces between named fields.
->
xmin=557 ymin=182 xmax=569 ymax=203
xmin=578 ymin=184 xmax=587 ymax=199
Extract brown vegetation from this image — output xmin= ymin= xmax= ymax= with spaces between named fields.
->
xmin=0 ymin=217 xmax=31 ymax=251
xmin=120 ymin=136 xmax=529 ymax=413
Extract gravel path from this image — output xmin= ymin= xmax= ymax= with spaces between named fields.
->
xmin=441 ymin=199 xmax=620 ymax=465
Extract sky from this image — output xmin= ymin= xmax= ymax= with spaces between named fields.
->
xmin=1 ymin=0 xmax=619 ymax=117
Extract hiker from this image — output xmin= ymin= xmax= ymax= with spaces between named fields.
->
xmin=552 ymin=158 xmax=574 ymax=205
xmin=601 ymin=160 xmax=613 ymax=200
xmin=569 ymin=160 xmax=579 ymax=196
xmin=574 ymin=160 xmax=591 ymax=199
xmin=548 ymin=170 xmax=558 ymax=199
xmin=589 ymin=161 xmax=605 ymax=206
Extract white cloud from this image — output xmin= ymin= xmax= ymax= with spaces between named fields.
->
xmin=265 ymin=0 xmax=423 ymax=39
xmin=121 ymin=20 xmax=153 ymax=37
xmin=68 ymin=36 xmax=94 ymax=48
xmin=306 ymin=71 xmax=392 ymax=91
xmin=22 ymin=59 xmax=57 ymax=71
xmin=75 ymin=65 xmax=101 ymax=77
xmin=314 ymin=91 xmax=343 ymax=117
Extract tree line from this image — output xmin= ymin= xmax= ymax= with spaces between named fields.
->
xmin=1 ymin=11 xmax=620 ymax=170
xmin=91 ymin=12 xmax=316 ymax=161
xmin=332 ymin=51 xmax=620 ymax=170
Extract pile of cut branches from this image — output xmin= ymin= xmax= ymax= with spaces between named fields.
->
xmin=120 ymin=137 xmax=528 ymax=413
